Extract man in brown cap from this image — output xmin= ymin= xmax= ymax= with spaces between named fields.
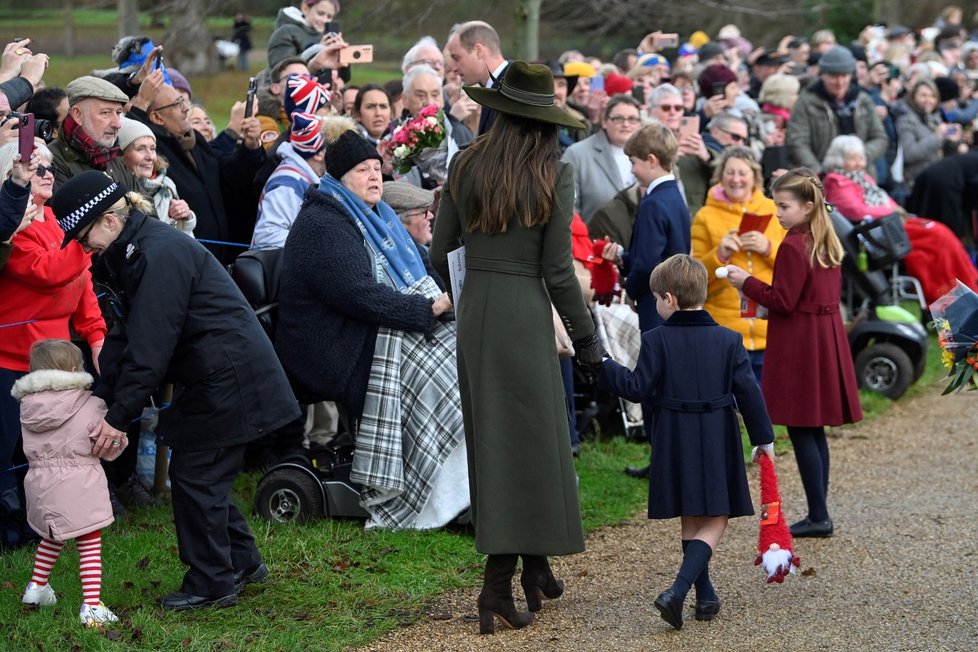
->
xmin=48 ymin=75 xmax=141 ymax=192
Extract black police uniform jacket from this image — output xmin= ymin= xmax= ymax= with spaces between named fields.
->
xmin=93 ymin=211 xmax=299 ymax=450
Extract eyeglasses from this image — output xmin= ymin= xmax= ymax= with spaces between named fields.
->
xmin=719 ymin=128 xmax=748 ymax=143
xmin=76 ymin=216 xmax=102 ymax=248
xmin=606 ymin=115 xmax=642 ymax=125
xmin=153 ymin=97 xmax=188 ymax=113
xmin=35 ymin=164 xmax=52 ymax=178
xmin=655 ymin=104 xmax=685 ymax=113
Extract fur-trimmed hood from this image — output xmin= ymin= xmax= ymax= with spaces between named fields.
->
xmin=13 ymin=370 xmax=96 ymax=433
xmin=12 ymin=369 xmax=94 ymax=400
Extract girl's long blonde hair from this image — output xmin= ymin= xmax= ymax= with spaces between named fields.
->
xmin=771 ymin=168 xmax=844 ymax=268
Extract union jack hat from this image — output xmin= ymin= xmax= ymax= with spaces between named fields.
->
xmin=51 ymin=170 xmax=128 ymax=249
xmin=290 ymin=112 xmax=326 ymax=157
xmin=284 ymin=74 xmax=332 ymax=118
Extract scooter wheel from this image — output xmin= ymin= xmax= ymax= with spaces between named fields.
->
xmin=254 ymin=469 xmax=324 ymax=523
xmin=855 ymin=342 xmax=913 ymax=399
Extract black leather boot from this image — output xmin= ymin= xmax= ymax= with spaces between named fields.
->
xmin=477 ymin=554 xmax=534 ymax=634
xmin=520 ymin=554 xmax=565 ymax=612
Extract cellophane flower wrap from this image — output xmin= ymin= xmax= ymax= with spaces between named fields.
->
xmin=383 ymin=104 xmax=447 ymax=176
xmin=930 ymin=280 xmax=978 ymax=394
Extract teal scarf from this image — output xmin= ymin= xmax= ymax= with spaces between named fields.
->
xmin=319 ymin=173 xmax=426 ymax=289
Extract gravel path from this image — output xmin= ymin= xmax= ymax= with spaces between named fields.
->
xmin=357 ymin=381 xmax=978 ymax=652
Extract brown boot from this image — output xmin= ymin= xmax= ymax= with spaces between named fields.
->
xmin=520 ymin=555 xmax=565 ymax=612
xmin=477 ymin=554 xmax=534 ymax=634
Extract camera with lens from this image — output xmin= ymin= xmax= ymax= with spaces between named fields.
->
xmin=6 ymin=111 xmax=54 ymax=142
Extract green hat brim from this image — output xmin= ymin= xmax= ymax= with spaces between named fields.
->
xmin=463 ymin=84 xmax=586 ymax=130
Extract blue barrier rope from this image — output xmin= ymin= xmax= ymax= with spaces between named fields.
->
xmin=196 ymin=238 xmax=253 ymax=249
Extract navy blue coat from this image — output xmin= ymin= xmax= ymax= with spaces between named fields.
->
xmin=599 ymin=310 xmax=774 ymax=518
xmin=93 ymin=212 xmax=300 ymax=451
xmin=275 ymin=189 xmax=439 ymax=424
xmin=623 ymin=179 xmax=691 ymax=332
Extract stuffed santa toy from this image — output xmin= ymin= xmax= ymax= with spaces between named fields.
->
xmin=589 ymin=238 xmax=620 ymax=306
xmin=755 ymin=454 xmax=800 ymax=583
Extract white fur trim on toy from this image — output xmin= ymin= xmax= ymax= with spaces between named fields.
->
xmin=715 ymin=266 xmax=729 ymax=279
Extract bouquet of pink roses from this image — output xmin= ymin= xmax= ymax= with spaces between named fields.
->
xmin=383 ymin=104 xmax=448 ymax=178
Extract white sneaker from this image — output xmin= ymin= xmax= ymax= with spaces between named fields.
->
xmin=80 ymin=602 xmax=118 ymax=627
xmin=22 ymin=581 xmax=57 ymax=606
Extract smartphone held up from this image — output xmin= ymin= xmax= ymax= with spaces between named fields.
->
xmin=339 ymin=45 xmax=373 ymax=65
xmin=244 ymin=77 xmax=257 ymax=118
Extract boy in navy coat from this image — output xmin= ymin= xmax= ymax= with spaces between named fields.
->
xmin=620 ymin=123 xmax=691 ymax=333
xmin=599 ymin=254 xmax=775 ymax=630
xmin=609 ymin=123 xmax=692 ymax=478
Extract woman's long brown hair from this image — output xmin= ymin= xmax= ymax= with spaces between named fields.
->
xmin=448 ymin=112 xmax=560 ymax=234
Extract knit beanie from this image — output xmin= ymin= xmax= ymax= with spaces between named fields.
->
xmin=284 ymin=74 xmax=332 ymax=118
xmin=818 ymin=46 xmax=856 ymax=75
xmin=290 ymin=112 xmax=326 ymax=157
xmin=325 ymin=130 xmax=382 ymax=180
xmin=117 ymin=117 xmax=155 ymax=151
xmin=933 ymin=77 xmax=959 ymax=103
xmin=604 ymin=73 xmax=633 ymax=96
xmin=51 ymin=171 xmax=128 ymax=248
xmin=697 ymin=63 xmax=737 ymax=97
xmin=167 ymin=68 xmax=193 ymax=100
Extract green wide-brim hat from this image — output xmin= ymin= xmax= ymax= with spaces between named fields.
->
xmin=464 ymin=61 xmax=586 ymax=130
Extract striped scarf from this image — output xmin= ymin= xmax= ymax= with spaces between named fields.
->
xmin=62 ymin=115 xmax=120 ymax=170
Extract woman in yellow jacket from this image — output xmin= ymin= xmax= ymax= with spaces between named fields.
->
xmin=691 ymin=147 xmax=785 ymax=380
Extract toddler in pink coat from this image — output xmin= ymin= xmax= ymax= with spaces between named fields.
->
xmin=12 ymin=339 xmax=118 ymax=627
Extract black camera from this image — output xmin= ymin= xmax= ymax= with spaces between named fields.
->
xmin=6 ymin=111 xmax=54 ymax=142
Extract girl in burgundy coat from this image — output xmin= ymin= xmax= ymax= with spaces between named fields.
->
xmin=726 ymin=169 xmax=862 ymax=539
xmin=12 ymin=340 xmax=119 ymax=628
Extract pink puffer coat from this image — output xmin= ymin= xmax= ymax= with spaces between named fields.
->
xmin=12 ymin=369 xmax=114 ymax=541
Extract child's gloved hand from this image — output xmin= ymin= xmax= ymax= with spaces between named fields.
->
xmin=751 ymin=443 xmax=775 ymax=462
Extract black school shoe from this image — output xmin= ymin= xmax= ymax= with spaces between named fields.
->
xmin=694 ymin=599 xmax=720 ymax=621
xmin=654 ymin=588 xmax=684 ymax=630
xmin=790 ymin=517 xmax=834 ymax=538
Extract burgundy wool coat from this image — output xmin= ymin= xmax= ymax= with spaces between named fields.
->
xmin=742 ymin=227 xmax=863 ymax=427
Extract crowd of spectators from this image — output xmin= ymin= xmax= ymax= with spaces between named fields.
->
xmin=3 ymin=0 xmax=978 ymax=621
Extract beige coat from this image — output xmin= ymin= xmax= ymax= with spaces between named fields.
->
xmin=12 ymin=369 xmax=113 ymax=541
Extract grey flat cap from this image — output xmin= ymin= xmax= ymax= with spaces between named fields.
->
xmin=66 ymin=75 xmax=130 ymax=106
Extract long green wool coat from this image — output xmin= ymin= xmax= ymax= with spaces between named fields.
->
xmin=430 ymin=161 xmax=594 ymax=555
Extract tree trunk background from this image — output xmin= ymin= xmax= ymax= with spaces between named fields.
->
xmin=163 ymin=0 xmax=218 ymax=75
xmin=62 ymin=0 xmax=75 ymax=58
xmin=512 ymin=0 xmax=542 ymax=62
xmin=117 ymin=0 xmax=139 ymax=40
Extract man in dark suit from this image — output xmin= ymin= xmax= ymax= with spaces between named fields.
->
xmin=445 ymin=21 xmax=508 ymax=134
xmin=128 ymin=73 xmax=266 ymax=266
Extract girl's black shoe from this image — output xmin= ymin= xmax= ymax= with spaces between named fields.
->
xmin=790 ymin=517 xmax=834 ymax=538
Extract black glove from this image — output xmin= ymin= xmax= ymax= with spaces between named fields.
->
xmin=573 ymin=331 xmax=607 ymax=381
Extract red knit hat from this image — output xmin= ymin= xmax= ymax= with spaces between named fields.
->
xmin=697 ymin=63 xmax=737 ymax=98
xmin=604 ymin=73 xmax=634 ymax=96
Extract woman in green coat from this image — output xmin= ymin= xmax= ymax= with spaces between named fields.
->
xmin=430 ymin=62 xmax=604 ymax=635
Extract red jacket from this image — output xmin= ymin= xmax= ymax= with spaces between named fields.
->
xmin=743 ymin=228 xmax=863 ymax=427
xmin=0 ymin=206 xmax=106 ymax=372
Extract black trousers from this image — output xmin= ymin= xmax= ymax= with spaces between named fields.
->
xmin=168 ymin=442 xmax=262 ymax=597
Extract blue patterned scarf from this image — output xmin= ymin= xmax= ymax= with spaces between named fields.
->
xmin=318 ymin=173 xmax=426 ymax=289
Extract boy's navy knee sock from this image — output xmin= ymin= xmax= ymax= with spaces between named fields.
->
xmin=682 ymin=539 xmax=718 ymax=602
xmin=788 ymin=426 xmax=829 ymax=521
xmin=671 ymin=539 xmax=713 ymax=599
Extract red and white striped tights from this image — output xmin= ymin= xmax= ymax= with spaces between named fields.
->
xmin=30 ymin=529 xmax=103 ymax=605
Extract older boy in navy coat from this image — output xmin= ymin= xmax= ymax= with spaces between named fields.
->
xmin=607 ymin=124 xmax=692 ymax=477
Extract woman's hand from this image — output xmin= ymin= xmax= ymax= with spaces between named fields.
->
xmin=724 ymin=264 xmax=750 ymax=289
xmin=678 ymin=132 xmax=709 ymax=162
xmin=309 ymin=32 xmax=349 ymax=71
xmin=717 ymin=228 xmax=741 ymax=260
xmin=10 ymin=148 xmax=38 ymax=188
xmin=239 ymin=116 xmax=262 ymax=149
xmin=601 ymin=240 xmax=623 ymax=266
xmin=168 ymin=199 xmax=192 ymax=221
xmin=90 ymin=419 xmax=128 ymax=460
xmin=431 ymin=292 xmax=452 ymax=317
xmin=90 ymin=341 xmax=103 ymax=376
xmin=7 ymin=200 xmax=37 ymax=240
xmin=739 ymin=230 xmax=770 ymax=255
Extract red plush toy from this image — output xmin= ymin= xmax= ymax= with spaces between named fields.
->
xmin=754 ymin=454 xmax=800 ymax=583
xmin=589 ymin=238 xmax=620 ymax=306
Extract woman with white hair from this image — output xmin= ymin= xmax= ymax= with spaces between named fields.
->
xmin=822 ymin=134 xmax=977 ymax=303
xmin=0 ymin=141 xmax=106 ymax=550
